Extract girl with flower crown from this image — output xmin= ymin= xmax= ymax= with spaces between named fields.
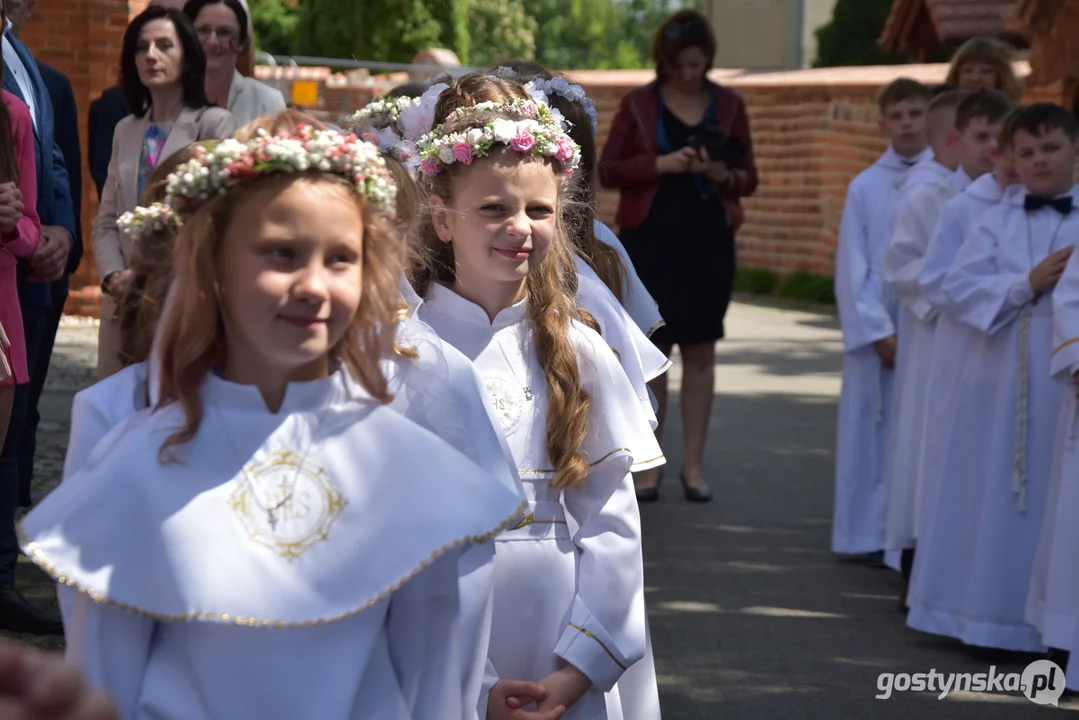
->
xmin=19 ymin=127 xmax=524 ymax=719
xmin=415 ymin=73 xmax=669 ymax=437
xmin=495 ymin=64 xmax=665 ymax=340
xmin=412 ymin=85 xmax=663 ymax=719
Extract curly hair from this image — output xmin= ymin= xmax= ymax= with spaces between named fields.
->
xmin=412 ymin=85 xmax=594 ymax=490
xmin=493 ymin=62 xmax=628 ymax=302
xmin=155 ymin=171 xmax=405 ymax=460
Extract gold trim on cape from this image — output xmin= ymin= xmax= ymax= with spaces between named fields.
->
xmin=16 ymin=499 xmax=527 ymax=627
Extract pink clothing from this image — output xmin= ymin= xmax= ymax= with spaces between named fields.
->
xmin=0 ymin=90 xmax=41 ymax=386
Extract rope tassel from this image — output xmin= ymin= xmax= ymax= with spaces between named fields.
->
xmin=1014 ymin=309 xmax=1030 ymax=514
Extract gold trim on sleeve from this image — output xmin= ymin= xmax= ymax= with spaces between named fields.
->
xmin=646 ymin=319 xmax=665 ymax=338
xmin=512 ymin=513 xmax=568 ymax=530
xmin=15 ymin=499 xmax=527 ymax=627
xmin=1052 ymin=337 xmax=1079 ymax=357
xmin=568 ymin=622 xmax=627 ymax=671
xmin=517 ymin=448 xmax=665 ymax=476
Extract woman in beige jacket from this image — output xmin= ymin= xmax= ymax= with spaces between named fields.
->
xmin=93 ymin=5 xmax=235 ymax=379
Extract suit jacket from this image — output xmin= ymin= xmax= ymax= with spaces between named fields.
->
xmin=227 ymin=70 xmax=286 ymax=126
xmin=92 ymin=105 xmax=236 ymax=280
xmin=39 ymin=61 xmax=82 ymax=277
xmin=88 ymin=85 xmax=127 ymax=201
xmin=598 ymin=79 xmax=758 ymax=231
xmin=3 ymin=30 xmax=76 ymax=308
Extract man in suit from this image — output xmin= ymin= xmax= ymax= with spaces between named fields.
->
xmin=87 ymin=0 xmax=186 ymax=198
xmin=0 ymin=0 xmax=76 ymax=635
xmin=9 ymin=0 xmax=81 ymax=510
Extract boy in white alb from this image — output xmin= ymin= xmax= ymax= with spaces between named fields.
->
xmin=832 ymin=79 xmax=931 ymax=561
xmin=883 ymin=90 xmax=1012 ymax=602
xmin=907 ymin=119 xmax=1019 ymax=637
xmin=881 ymin=90 xmax=964 ymax=567
xmin=908 ymin=103 xmax=1079 ymax=652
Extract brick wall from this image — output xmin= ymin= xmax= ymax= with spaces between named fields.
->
xmin=12 ymin=2 xmax=1043 ymax=316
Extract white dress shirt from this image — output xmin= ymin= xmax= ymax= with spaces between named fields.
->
xmin=2 ymin=20 xmax=36 ymax=130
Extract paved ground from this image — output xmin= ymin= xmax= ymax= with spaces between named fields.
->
xmin=3 ymin=303 xmax=1076 ymax=716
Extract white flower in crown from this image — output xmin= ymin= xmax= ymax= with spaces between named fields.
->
xmin=116 ymin=202 xmax=180 ymax=241
xmin=398 ymin=82 xmax=450 ymax=142
xmin=525 ymin=77 xmax=598 ymax=132
xmin=416 ymin=98 xmax=581 ymax=177
xmin=163 ymin=125 xmax=398 ymax=215
xmin=345 ymin=96 xmax=417 ymax=127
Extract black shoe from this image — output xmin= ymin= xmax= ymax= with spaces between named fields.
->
xmin=865 ymin=550 xmax=886 ymax=567
xmin=635 ymin=473 xmax=662 ymax=503
xmin=0 ymin=586 xmax=64 ymax=636
xmin=680 ymin=473 xmax=712 ymax=503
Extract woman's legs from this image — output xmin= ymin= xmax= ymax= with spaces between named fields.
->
xmin=634 ymin=342 xmax=672 ymax=493
xmin=0 ymin=386 xmax=12 ymax=460
xmin=679 ymin=341 xmax=716 ymax=490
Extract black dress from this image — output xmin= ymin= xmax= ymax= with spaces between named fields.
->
xmin=619 ymin=102 xmax=736 ymax=346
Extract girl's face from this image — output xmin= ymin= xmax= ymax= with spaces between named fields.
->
xmin=218 ymin=179 xmax=364 ymax=382
xmin=135 ymin=19 xmax=185 ymax=90
xmin=957 ymin=61 xmax=998 ymax=92
xmin=432 ymin=153 xmax=559 ymax=308
xmin=194 ymin=2 xmax=242 ymax=75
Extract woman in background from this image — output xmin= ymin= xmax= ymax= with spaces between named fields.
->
xmin=600 ymin=9 xmax=758 ymax=503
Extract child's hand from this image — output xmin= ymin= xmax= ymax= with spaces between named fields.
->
xmin=874 ymin=334 xmax=898 ymax=368
xmin=532 ymin=666 xmax=592 ymax=714
xmin=0 ymin=641 xmax=117 ymax=719
xmin=487 ymin=680 xmax=564 ymax=720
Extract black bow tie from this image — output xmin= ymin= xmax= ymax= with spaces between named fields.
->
xmin=902 ymin=159 xmax=917 ymax=167
xmin=1025 ymin=194 xmax=1074 ymax=215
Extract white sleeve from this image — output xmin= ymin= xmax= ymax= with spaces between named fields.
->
xmin=885 ymin=185 xmax=941 ymax=321
xmin=64 ymin=594 xmax=155 ymax=719
xmin=555 ymin=458 xmax=647 ymax=693
xmin=1051 ymin=247 xmax=1079 ymax=379
xmin=834 ymin=181 xmax=896 ymax=351
xmin=456 ymin=542 xmax=497 ymax=720
xmin=919 ymin=201 xmax=965 ymax=313
xmin=943 ymin=215 xmax=1033 ymax=334
xmin=388 ymin=550 xmax=464 ymax=720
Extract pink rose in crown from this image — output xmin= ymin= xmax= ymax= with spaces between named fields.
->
xmin=555 ymin=137 xmax=575 ymax=161
xmin=452 ymin=140 xmax=474 ymax=165
xmin=420 ymin=158 xmax=442 ymax=176
xmin=511 ymin=130 xmax=536 ymax=153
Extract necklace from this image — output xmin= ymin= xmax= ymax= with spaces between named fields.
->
xmin=493 ymin=332 xmax=532 ymax=401
xmin=214 ymin=405 xmax=317 ymax=533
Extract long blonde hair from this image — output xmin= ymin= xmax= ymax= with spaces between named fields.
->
xmin=946 ymin=37 xmax=1022 ymax=104
xmin=412 ymin=83 xmax=594 ymax=490
xmin=155 ymin=171 xmax=405 ymax=459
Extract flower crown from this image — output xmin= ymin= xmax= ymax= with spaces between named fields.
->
xmin=525 ymin=77 xmax=598 ymax=133
xmin=117 ymin=202 xmax=181 ymax=240
xmin=163 ymin=125 xmax=398 ymax=215
xmin=416 ymin=99 xmax=581 ymax=177
xmin=344 ymin=95 xmax=417 ymax=127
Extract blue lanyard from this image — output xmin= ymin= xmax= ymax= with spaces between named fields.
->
xmin=657 ymin=87 xmax=717 ymax=198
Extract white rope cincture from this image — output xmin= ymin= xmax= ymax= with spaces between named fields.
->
xmin=1014 ymin=308 xmax=1030 ymax=513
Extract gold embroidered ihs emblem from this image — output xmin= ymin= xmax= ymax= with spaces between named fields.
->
xmin=229 ymin=449 xmax=346 ymax=561
xmin=484 ymin=374 xmax=525 ymax=436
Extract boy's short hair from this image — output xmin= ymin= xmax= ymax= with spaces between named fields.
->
xmin=955 ymin=89 xmax=1013 ymax=132
xmin=878 ymin=78 xmax=932 ymax=114
xmin=930 ymin=83 xmax=957 ymax=98
xmin=1004 ymin=102 xmax=1079 ymax=145
xmin=997 ymin=106 xmax=1022 ymax=152
xmin=928 ymin=90 xmax=962 ymax=114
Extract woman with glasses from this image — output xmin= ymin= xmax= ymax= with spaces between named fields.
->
xmin=600 ymin=9 xmax=758 ymax=503
xmin=92 ymin=5 xmax=236 ymax=380
xmin=184 ymin=0 xmax=286 ymax=125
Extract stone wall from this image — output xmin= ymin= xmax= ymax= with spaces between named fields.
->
xmin=13 ymin=0 xmax=1037 ymax=316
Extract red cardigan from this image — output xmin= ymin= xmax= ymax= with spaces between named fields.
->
xmin=598 ymin=80 xmax=758 ymax=231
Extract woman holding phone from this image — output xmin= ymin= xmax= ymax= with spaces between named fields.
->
xmin=599 ymin=9 xmax=758 ymax=503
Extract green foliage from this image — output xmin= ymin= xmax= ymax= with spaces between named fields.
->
xmin=255 ymin=0 xmax=701 ymax=71
xmin=247 ymin=0 xmax=299 ymax=56
xmin=468 ymin=0 xmax=538 ymax=68
xmin=734 ymin=268 xmax=835 ymax=306
xmin=813 ymin=0 xmax=910 ymax=68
